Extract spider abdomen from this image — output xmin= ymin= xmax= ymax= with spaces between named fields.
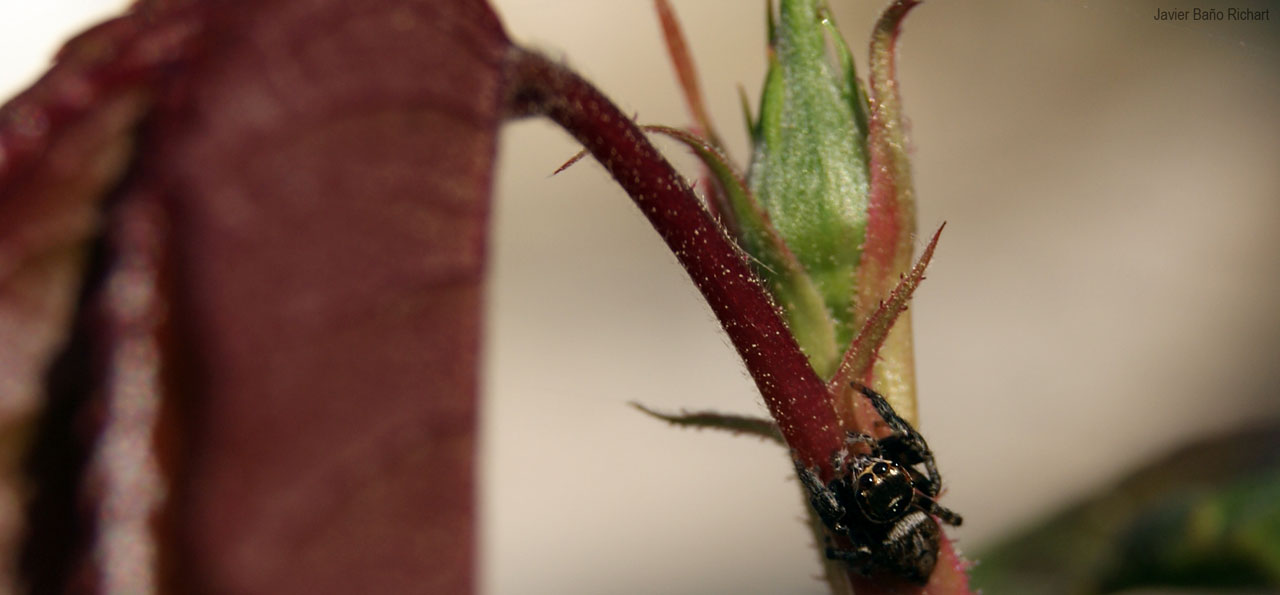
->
xmin=874 ymin=511 xmax=941 ymax=583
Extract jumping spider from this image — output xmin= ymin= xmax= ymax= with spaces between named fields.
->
xmin=795 ymin=384 xmax=962 ymax=584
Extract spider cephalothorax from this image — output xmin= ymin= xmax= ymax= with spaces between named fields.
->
xmin=795 ymin=384 xmax=962 ymax=584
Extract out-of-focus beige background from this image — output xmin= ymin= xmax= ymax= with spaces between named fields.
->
xmin=7 ymin=1 xmax=1279 ymax=594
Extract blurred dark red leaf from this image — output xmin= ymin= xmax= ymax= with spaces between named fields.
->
xmin=1 ymin=4 xmax=202 ymax=591
xmin=155 ymin=0 xmax=508 ymax=592
xmin=2 ymin=0 xmax=510 ymax=592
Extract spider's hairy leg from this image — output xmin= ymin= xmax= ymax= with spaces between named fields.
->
xmin=854 ymin=383 xmax=947 ymax=498
xmin=794 ymin=461 xmax=844 ymax=523
xmin=920 ymin=498 xmax=963 ymax=527
xmin=855 ymin=383 xmax=917 ymax=438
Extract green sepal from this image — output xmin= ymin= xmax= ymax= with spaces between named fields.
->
xmin=820 ymin=13 xmax=869 ymax=148
xmin=738 ymin=84 xmax=758 ymax=147
xmin=747 ymin=0 xmax=871 ymax=352
xmin=753 ymin=52 xmax=783 ymax=159
xmin=827 ymin=223 xmax=942 ymax=425
xmin=765 ymin=0 xmax=777 ymax=50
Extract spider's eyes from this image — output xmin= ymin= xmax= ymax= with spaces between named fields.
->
xmin=853 ymin=460 xmax=915 ymax=524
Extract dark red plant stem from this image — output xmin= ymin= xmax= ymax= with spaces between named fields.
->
xmin=503 ymin=48 xmax=843 ymax=474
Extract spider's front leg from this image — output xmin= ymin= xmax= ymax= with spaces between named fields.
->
xmin=855 ymin=384 xmax=921 ymax=443
xmin=794 ymin=461 xmax=845 ymax=527
xmin=854 ymin=384 xmax=946 ymax=499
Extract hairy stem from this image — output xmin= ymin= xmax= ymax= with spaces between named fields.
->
xmin=502 ymin=48 xmax=843 ymax=474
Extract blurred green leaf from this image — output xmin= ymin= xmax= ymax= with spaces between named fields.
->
xmin=973 ymin=422 xmax=1280 ymax=594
